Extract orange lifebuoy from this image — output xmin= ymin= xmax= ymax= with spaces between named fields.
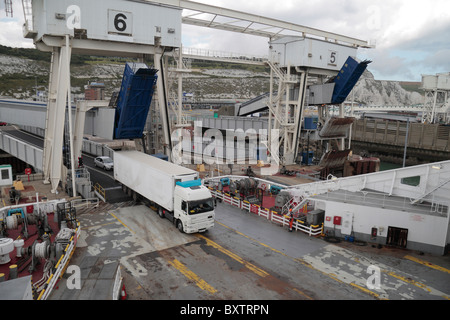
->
xmin=260 ymin=183 xmax=267 ymax=191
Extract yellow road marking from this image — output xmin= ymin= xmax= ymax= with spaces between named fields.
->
xmin=404 ymin=255 xmax=450 ymax=274
xmin=386 ymin=270 xmax=450 ymax=300
xmin=350 ymin=283 xmax=385 ymax=300
xmin=292 ymin=288 xmax=314 ymax=300
xmin=216 ymin=221 xmax=382 ymax=300
xmin=168 ymin=259 xmax=217 ymax=294
xmin=216 ymin=221 xmax=286 ymax=256
xmin=199 ymin=226 xmax=317 ymax=299
xmin=212 ymin=222 xmax=315 ymax=299
xmin=196 ymin=233 xmax=269 ymax=278
xmin=109 ymin=212 xmax=135 ymax=234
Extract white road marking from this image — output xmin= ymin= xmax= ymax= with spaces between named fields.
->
xmin=302 ymin=244 xmax=449 ymax=300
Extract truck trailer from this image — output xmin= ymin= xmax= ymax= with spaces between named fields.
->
xmin=114 ymin=150 xmax=215 ymax=233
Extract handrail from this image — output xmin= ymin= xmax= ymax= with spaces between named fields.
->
xmin=93 ymin=183 xmax=106 ymax=202
xmin=71 ymin=197 xmax=100 ymax=210
xmin=209 ymin=187 xmax=322 ymax=236
xmin=317 ymin=189 xmax=449 ymax=217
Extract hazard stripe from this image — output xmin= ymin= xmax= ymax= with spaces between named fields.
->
xmin=404 ymin=255 xmax=450 ymax=274
xmin=168 ymin=259 xmax=217 ymax=294
xmin=196 ymin=234 xmax=269 ymax=278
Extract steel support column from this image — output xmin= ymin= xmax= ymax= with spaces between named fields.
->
xmin=154 ymin=51 xmax=172 ymax=160
xmin=42 ymin=41 xmax=72 ymax=192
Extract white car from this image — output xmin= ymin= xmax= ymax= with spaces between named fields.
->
xmin=94 ymin=156 xmax=114 ymax=170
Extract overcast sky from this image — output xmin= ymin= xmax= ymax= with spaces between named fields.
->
xmin=1 ymin=0 xmax=449 ymax=81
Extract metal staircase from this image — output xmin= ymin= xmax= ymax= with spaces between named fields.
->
xmin=281 ymin=195 xmax=307 ymax=216
xmin=410 ymin=176 xmax=450 ymax=205
xmin=266 ymin=60 xmax=299 ymax=127
xmin=167 ymin=47 xmax=191 ymax=128
xmin=266 ymin=58 xmax=308 ymax=164
xmin=4 ymin=0 xmax=12 ymax=16
xmin=283 ymin=160 xmax=450 ymax=214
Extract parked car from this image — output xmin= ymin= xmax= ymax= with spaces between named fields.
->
xmin=94 ymin=156 xmax=114 ymax=170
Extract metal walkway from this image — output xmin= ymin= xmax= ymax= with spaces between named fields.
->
xmin=205 ymin=160 xmax=450 ymax=217
xmin=236 ymin=93 xmax=270 ymax=116
xmin=0 ymin=126 xmax=43 ymax=171
xmin=285 ymin=160 xmax=450 ymax=213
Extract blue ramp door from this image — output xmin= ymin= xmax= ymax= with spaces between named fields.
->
xmin=331 ymin=57 xmax=371 ymax=104
xmin=114 ymin=62 xmax=158 ymax=139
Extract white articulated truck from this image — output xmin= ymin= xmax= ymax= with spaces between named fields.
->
xmin=114 ymin=150 xmax=215 ymax=233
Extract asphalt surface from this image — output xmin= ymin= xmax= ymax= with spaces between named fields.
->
xmin=3 ymin=127 xmax=450 ymax=302
xmin=1 ymin=126 xmax=131 ymax=202
xmin=51 ymin=200 xmax=450 ymax=301
xmin=1 ymin=126 xmax=44 ymax=148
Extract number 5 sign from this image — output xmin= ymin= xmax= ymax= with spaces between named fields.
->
xmin=328 ymin=50 xmax=338 ymax=66
xmin=108 ymin=9 xmax=133 ymax=36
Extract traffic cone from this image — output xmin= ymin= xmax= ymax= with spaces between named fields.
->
xmin=120 ymin=284 xmax=127 ymax=300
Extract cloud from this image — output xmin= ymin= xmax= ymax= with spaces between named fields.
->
xmin=365 ymin=19 xmax=450 ymax=80
xmin=0 ymin=1 xmax=33 ymax=48
xmin=186 ymin=0 xmax=450 ymax=81
xmin=423 ymin=49 xmax=450 ymax=74
xmin=0 ymin=19 xmax=34 ymax=48
xmin=1 ymin=0 xmax=449 ymax=81
xmin=360 ymin=48 xmax=418 ymax=81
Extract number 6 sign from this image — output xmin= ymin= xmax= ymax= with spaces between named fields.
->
xmin=108 ymin=9 xmax=133 ymax=36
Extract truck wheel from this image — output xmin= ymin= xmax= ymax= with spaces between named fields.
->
xmin=158 ymin=207 xmax=164 ymax=218
xmin=177 ymin=220 xmax=184 ymax=233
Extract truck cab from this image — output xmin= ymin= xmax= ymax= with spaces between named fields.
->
xmin=172 ymin=180 xmax=215 ymax=233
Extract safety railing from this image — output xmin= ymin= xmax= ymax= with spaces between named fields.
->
xmin=93 ymin=182 xmax=106 ymax=202
xmin=71 ymin=197 xmax=100 ymax=211
xmin=182 ymin=46 xmax=268 ymax=65
xmin=0 ymin=198 xmax=81 ymax=300
xmin=317 ymin=189 xmax=449 ymax=217
xmin=38 ymin=221 xmax=81 ymax=300
xmin=81 ymin=139 xmax=115 ymax=159
xmin=209 ymin=187 xmax=323 ymax=237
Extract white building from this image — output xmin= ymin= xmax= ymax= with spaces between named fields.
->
xmin=313 ymin=188 xmax=449 ymax=255
xmin=286 ymin=161 xmax=450 ymax=255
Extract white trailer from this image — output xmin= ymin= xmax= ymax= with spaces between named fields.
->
xmin=114 ymin=150 xmax=214 ymax=233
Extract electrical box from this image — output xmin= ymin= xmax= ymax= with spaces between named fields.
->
xmin=307 ymin=83 xmax=335 ymax=105
xmin=269 ymin=36 xmax=357 ymax=72
xmin=422 ymin=73 xmax=450 ymax=90
xmin=307 ymin=209 xmax=325 ymax=225
xmin=0 ymin=165 xmax=12 ymax=186
xmin=31 ymin=0 xmax=182 ymax=47
xmin=421 ymin=75 xmax=438 ymax=89
xmin=304 ymin=117 xmax=318 ymax=130
xmin=301 ymin=151 xmax=314 ymax=165
xmin=437 ymin=73 xmax=450 ymax=90
xmin=371 ymin=227 xmax=378 ymax=239
xmin=333 ymin=216 xmax=341 ymax=225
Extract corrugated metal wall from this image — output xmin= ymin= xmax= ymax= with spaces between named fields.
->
xmin=351 ymin=119 xmax=450 ymax=152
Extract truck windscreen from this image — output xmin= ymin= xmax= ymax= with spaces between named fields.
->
xmin=188 ymin=198 xmax=214 ymax=215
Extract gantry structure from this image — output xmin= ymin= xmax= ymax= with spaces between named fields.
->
xmin=12 ymin=0 xmax=372 ymax=191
